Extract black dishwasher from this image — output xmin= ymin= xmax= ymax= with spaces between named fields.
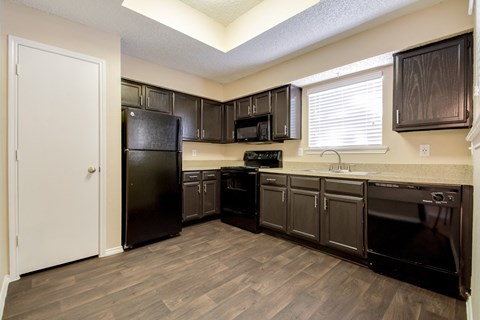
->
xmin=367 ymin=181 xmax=467 ymax=298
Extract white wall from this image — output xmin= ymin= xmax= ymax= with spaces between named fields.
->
xmin=0 ymin=0 xmax=122 ymax=283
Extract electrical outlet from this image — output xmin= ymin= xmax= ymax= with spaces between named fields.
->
xmin=419 ymin=144 xmax=430 ymax=157
xmin=192 ymin=149 xmax=197 ymax=157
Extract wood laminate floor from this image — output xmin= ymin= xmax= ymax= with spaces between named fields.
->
xmin=3 ymin=220 xmax=466 ymax=320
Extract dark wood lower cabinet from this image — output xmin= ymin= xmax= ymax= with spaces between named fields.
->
xmin=182 ymin=181 xmax=202 ymax=221
xmin=182 ymin=170 xmax=219 ymax=222
xmin=260 ymin=185 xmax=287 ymax=232
xmin=288 ymin=176 xmax=320 ymax=242
xmin=320 ymin=179 xmax=366 ymax=258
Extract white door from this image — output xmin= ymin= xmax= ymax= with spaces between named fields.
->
xmin=15 ymin=41 xmax=100 ymax=274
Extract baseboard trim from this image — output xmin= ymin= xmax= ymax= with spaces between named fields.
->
xmin=0 ymin=275 xmax=10 ymax=319
xmin=102 ymin=246 xmax=123 ymax=257
xmin=466 ymin=296 xmax=473 ymax=320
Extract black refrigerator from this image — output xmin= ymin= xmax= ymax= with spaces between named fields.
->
xmin=122 ymin=108 xmax=182 ymax=248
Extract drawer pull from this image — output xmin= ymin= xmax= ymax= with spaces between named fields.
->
xmin=266 ymin=178 xmax=277 ymax=182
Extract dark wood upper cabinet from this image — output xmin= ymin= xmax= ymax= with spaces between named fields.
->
xmin=121 ymin=80 xmax=143 ymax=109
xmin=223 ymin=101 xmax=236 ymax=143
xmin=272 ymin=85 xmax=301 ymax=140
xmin=173 ymin=92 xmax=200 ymax=140
xmin=201 ymin=99 xmax=222 ymax=142
xmin=145 ymin=86 xmax=172 ymax=114
xmin=236 ymin=96 xmax=252 ymax=119
xmin=393 ymin=32 xmax=473 ymax=132
xmin=252 ymin=91 xmax=271 ymax=116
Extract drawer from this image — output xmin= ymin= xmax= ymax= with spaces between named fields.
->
xmin=324 ymin=178 xmax=364 ymax=197
xmin=202 ymin=171 xmax=218 ymax=181
xmin=290 ymin=176 xmax=320 ymax=191
xmin=260 ymin=174 xmax=287 ymax=187
xmin=183 ymin=171 xmax=201 ymax=182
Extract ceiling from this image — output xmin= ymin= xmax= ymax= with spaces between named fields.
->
xmin=13 ymin=0 xmax=442 ymax=84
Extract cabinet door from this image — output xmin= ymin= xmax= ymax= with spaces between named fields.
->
xmin=288 ymin=189 xmax=320 ymax=242
xmin=201 ymin=99 xmax=222 ymax=142
xmin=272 ymin=85 xmax=301 ymax=140
xmin=145 ymin=86 xmax=172 ymax=114
xmin=272 ymin=86 xmax=289 ymax=139
xmin=236 ymin=96 xmax=252 ymax=119
xmin=183 ymin=182 xmax=202 ymax=221
xmin=321 ymin=193 xmax=364 ymax=257
xmin=252 ymin=91 xmax=271 ymax=116
xmin=223 ymin=102 xmax=236 ymax=143
xmin=121 ymin=80 xmax=143 ymax=108
xmin=173 ymin=92 xmax=200 ymax=140
xmin=260 ymin=185 xmax=287 ymax=232
xmin=393 ymin=33 xmax=472 ymax=131
xmin=203 ymin=179 xmax=219 ymax=216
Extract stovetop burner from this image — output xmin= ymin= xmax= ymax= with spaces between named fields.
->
xmin=221 ymin=150 xmax=282 ymax=171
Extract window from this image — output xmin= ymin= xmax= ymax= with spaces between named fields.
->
xmin=308 ymin=71 xmax=383 ymax=151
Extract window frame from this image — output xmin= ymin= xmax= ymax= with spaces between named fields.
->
xmin=305 ymin=70 xmax=389 ymax=154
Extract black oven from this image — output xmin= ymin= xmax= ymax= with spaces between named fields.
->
xmin=221 ymin=168 xmax=259 ymax=233
xmin=367 ymin=181 xmax=465 ymax=298
xmin=220 ymin=150 xmax=282 ymax=233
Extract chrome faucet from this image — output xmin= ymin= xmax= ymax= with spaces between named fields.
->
xmin=320 ymin=149 xmax=350 ymax=172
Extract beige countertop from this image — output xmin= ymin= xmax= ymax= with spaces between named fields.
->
xmin=181 ymin=160 xmax=473 ymax=185
xmin=260 ymin=163 xmax=473 ymax=186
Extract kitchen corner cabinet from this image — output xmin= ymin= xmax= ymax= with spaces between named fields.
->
xmin=288 ymin=176 xmax=320 ymax=242
xmin=260 ymin=174 xmax=287 ymax=232
xmin=121 ymin=79 xmax=173 ymax=114
xmin=272 ymin=85 xmax=302 ymax=140
xmin=173 ymin=93 xmax=222 ymax=142
xmin=173 ymin=92 xmax=201 ymax=140
xmin=321 ymin=179 xmax=366 ymax=257
xmin=201 ymin=99 xmax=222 ymax=142
xmin=223 ymin=101 xmax=236 ymax=143
xmin=182 ymin=170 xmax=220 ymax=222
xmin=393 ymin=32 xmax=473 ymax=132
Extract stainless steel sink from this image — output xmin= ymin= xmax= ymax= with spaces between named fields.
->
xmin=296 ymin=169 xmax=377 ymax=175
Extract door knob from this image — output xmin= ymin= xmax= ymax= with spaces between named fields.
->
xmin=88 ymin=166 xmax=96 ymax=173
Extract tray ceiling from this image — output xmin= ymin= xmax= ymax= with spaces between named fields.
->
xmin=13 ymin=0 xmax=441 ymax=84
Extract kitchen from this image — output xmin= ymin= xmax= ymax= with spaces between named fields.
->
xmin=1 ymin=0 xmax=479 ymax=319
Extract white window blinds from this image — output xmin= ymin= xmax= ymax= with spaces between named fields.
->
xmin=308 ymin=72 xmax=383 ymax=149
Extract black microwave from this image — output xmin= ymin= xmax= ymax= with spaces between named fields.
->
xmin=235 ymin=115 xmax=272 ymax=142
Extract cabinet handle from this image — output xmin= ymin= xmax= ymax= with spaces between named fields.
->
xmin=147 ymin=97 xmax=150 ymax=108
xmin=232 ymin=130 xmax=235 ymax=139
xmin=204 ymin=183 xmax=207 ymax=193
xmin=248 ymin=106 xmax=251 ymax=116
xmin=324 ymin=198 xmax=328 ymax=211
xmin=190 ymin=175 xmax=198 ymax=179
xmin=202 ymin=129 xmax=205 ymax=139
xmin=315 ymin=195 xmax=318 ymax=208
xmin=140 ymin=95 xmax=144 ymax=106
xmin=266 ymin=178 xmax=277 ymax=182
xmin=282 ymin=191 xmax=285 ymax=202
xmin=284 ymin=125 xmax=288 ymax=135
xmin=207 ymin=174 xmax=215 ymax=177
xmin=197 ymin=129 xmax=200 ymax=138
xmin=253 ymin=105 xmax=257 ymax=114
xmin=197 ymin=184 xmax=201 ymax=194
xmin=396 ymin=109 xmax=400 ymax=124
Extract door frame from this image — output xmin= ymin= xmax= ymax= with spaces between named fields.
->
xmin=7 ymin=36 xmax=107 ymax=280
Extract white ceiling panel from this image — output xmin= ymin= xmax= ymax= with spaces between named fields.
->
xmin=12 ymin=0 xmax=441 ymax=84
